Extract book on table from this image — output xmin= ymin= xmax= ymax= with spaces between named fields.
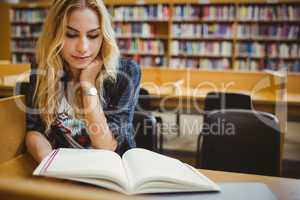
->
xmin=33 ymin=148 xmax=220 ymax=195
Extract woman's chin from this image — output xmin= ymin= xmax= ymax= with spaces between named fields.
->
xmin=69 ymin=62 xmax=89 ymax=69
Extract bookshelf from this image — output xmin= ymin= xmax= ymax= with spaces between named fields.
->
xmin=0 ymin=0 xmax=299 ymax=72
xmin=235 ymin=2 xmax=300 ymax=71
xmin=109 ymin=3 xmax=171 ymax=67
xmin=1 ymin=2 xmax=49 ymax=63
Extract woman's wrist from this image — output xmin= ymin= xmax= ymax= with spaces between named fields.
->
xmin=82 ymin=86 xmax=98 ymax=96
xmin=80 ymin=77 xmax=95 ymax=88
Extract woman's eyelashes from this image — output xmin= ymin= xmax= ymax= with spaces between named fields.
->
xmin=88 ymin=34 xmax=99 ymax=39
xmin=65 ymin=32 xmax=99 ymax=39
xmin=66 ymin=33 xmax=77 ymax=38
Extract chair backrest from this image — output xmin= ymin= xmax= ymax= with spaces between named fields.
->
xmin=133 ymin=111 xmax=158 ymax=152
xmin=204 ymin=91 xmax=252 ymax=111
xmin=0 ymin=95 xmax=26 ymax=164
xmin=196 ymin=92 xmax=253 ymax=166
xmin=15 ymin=81 xmax=31 ymax=98
xmin=135 ymin=87 xmax=152 ymax=112
xmin=200 ymin=109 xmax=281 ymax=176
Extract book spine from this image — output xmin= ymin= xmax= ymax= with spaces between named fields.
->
xmin=41 ymin=149 xmax=59 ymax=174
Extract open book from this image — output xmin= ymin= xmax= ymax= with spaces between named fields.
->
xmin=33 ymin=148 xmax=220 ymax=195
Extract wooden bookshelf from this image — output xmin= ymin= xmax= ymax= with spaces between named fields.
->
xmin=0 ymin=3 xmax=11 ymax=61
xmin=0 ymin=0 xmax=299 ymax=71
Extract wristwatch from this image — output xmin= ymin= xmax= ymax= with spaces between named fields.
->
xmin=83 ymin=87 xmax=98 ymax=96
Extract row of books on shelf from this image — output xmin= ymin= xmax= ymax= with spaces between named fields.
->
xmin=136 ymin=56 xmax=167 ymax=67
xmin=235 ymin=59 xmax=300 ymax=72
xmin=8 ymin=4 xmax=300 ymax=23
xmin=11 ymin=52 xmax=300 ymax=72
xmin=11 ymin=25 xmax=42 ymax=38
xmin=236 ymin=42 xmax=264 ymax=58
xmin=168 ymin=57 xmax=300 ymax=72
xmin=172 ymin=24 xmax=300 ymax=39
xmin=110 ymin=5 xmax=170 ymax=21
xmin=170 ymin=58 xmax=230 ymax=69
xmin=266 ymin=43 xmax=300 ymax=58
xmin=10 ymin=23 xmax=299 ymax=41
xmin=114 ymin=22 xmax=158 ymax=37
xmin=117 ymin=39 xmax=165 ymax=55
xmin=236 ymin=43 xmax=300 ymax=58
xmin=172 ymin=5 xmax=300 ymax=21
xmin=237 ymin=5 xmax=300 ymax=21
xmin=10 ymin=9 xmax=48 ymax=23
xmin=171 ymin=41 xmax=232 ymax=57
xmin=172 ymin=23 xmax=232 ymax=38
xmin=237 ymin=24 xmax=300 ymax=40
xmin=12 ymin=53 xmax=34 ymax=64
xmin=173 ymin=5 xmax=235 ymax=21
xmin=11 ymin=40 xmax=36 ymax=51
xmin=10 ymin=5 xmax=172 ymax=23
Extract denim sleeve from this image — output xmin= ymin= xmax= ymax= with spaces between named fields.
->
xmin=25 ymin=68 xmax=46 ymax=134
xmin=105 ymin=59 xmax=141 ymax=154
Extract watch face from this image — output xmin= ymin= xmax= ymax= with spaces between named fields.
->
xmin=84 ymin=87 xmax=98 ymax=96
xmin=89 ymin=87 xmax=98 ymax=95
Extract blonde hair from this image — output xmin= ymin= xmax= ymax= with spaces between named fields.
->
xmin=35 ymin=0 xmax=120 ymax=133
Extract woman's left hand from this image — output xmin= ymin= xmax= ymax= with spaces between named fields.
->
xmin=80 ymin=58 xmax=103 ymax=86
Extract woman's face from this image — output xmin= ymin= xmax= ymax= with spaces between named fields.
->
xmin=61 ymin=8 xmax=103 ymax=70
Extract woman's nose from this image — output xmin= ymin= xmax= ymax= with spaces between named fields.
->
xmin=76 ymin=37 xmax=89 ymax=54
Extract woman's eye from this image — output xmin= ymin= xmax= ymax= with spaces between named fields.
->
xmin=88 ymin=34 xmax=99 ymax=39
xmin=66 ymin=33 xmax=78 ymax=38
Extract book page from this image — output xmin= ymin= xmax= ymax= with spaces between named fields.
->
xmin=35 ymin=148 xmax=129 ymax=190
xmin=122 ymin=148 xmax=219 ymax=192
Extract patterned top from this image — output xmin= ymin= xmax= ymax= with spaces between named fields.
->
xmin=25 ymin=58 xmax=141 ymax=155
xmin=47 ymin=95 xmax=92 ymax=149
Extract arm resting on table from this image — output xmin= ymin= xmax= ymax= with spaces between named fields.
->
xmin=25 ymin=131 xmax=52 ymax=163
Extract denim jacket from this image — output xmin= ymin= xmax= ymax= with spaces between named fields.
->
xmin=25 ymin=58 xmax=140 ymax=155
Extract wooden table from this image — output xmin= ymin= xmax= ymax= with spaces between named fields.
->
xmin=0 ymin=85 xmax=14 ymax=97
xmin=0 ymin=63 xmax=30 ymax=98
xmin=0 ymin=153 xmax=300 ymax=200
xmin=141 ymin=68 xmax=300 ymax=120
xmin=142 ymin=86 xmax=279 ymax=113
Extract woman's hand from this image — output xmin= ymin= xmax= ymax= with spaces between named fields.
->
xmin=80 ymin=57 xmax=103 ymax=86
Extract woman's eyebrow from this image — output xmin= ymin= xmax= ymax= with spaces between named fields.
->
xmin=67 ymin=26 xmax=101 ymax=33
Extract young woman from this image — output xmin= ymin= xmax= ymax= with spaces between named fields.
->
xmin=25 ymin=0 xmax=140 ymax=163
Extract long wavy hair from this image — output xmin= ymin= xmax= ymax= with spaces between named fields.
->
xmin=35 ymin=0 xmax=120 ymax=133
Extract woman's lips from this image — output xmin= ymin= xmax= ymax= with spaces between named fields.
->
xmin=72 ymin=55 xmax=91 ymax=62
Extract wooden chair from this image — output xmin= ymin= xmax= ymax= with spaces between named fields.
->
xmin=0 ymin=96 xmax=135 ymax=200
xmin=133 ymin=111 xmax=158 ymax=152
xmin=0 ymin=95 xmax=26 ymax=164
xmin=135 ymin=88 xmax=164 ymax=152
